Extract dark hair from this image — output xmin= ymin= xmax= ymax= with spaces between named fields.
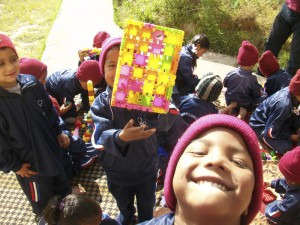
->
xmin=189 ymin=34 xmax=210 ymax=50
xmin=43 ymin=194 xmax=102 ymax=225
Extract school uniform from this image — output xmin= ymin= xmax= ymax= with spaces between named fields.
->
xmin=249 ymin=87 xmax=295 ymax=153
xmin=264 ymin=69 xmax=292 ymax=96
xmin=91 ymin=87 xmax=183 ymax=224
xmin=175 ymin=45 xmax=199 ymax=97
xmin=179 ymin=94 xmax=218 ymax=125
xmin=0 ymin=74 xmax=71 ymax=214
xmin=265 ymin=1 xmax=300 ymax=76
xmin=45 ymin=69 xmax=90 ymax=119
xmin=224 ymin=67 xmax=266 ymax=112
xmin=265 ymin=178 xmax=300 ymax=225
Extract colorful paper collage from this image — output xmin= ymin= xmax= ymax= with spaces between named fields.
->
xmin=111 ymin=20 xmax=184 ymax=114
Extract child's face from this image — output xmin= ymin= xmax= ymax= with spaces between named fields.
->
xmin=195 ymin=44 xmax=207 ymax=58
xmin=104 ymin=48 xmax=119 ymax=87
xmin=0 ymin=48 xmax=19 ymax=88
xmin=173 ymin=127 xmax=255 ymax=223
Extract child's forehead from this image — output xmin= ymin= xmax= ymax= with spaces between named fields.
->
xmin=188 ymin=127 xmax=249 ymax=150
xmin=0 ymin=48 xmax=17 ymax=59
xmin=105 ymin=48 xmax=120 ymax=62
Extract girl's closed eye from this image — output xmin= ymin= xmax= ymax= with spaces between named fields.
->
xmin=11 ymin=56 xmax=18 ymax=63
xmin=189 ymin=150 xmax=207 ymax=157
xmin=231 ymin=158 xmax=250 ymax=169
xmin=108 ymin=63 xmax=116 ymax=68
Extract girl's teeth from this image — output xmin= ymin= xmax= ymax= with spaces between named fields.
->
xmin=197 ymin=180 xmax=228 ymax=191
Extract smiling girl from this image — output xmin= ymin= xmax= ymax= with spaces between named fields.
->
xmin=139 ymin=114 xmax=263 ymax=225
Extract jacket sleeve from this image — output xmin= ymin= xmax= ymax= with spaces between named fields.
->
xmin=37 ymin=81 xmax=62 ymax=136
xmin=271 ymin=178 xmax=289 ymax=194
xmin=90 ymin=95 xmax=128 ymax=157
xmin=177 ymin=55 xmax=199 ymax=88
xmin=265 ymin=195 xmax=300 ymax=224
xmin=0 ymin=114 xmax=22 ymax=173
xmin=264 ymin=97 xmax=291 ymax=139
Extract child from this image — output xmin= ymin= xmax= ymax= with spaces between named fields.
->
xmin=78 ymin=30 xmax=111 ymax=66
xmin=249 ymin=69 xmax=300 ymax=154
xmin=0 ymin=33 xmax=71 ymax=215
xmin=258 ymin=50 xmax=292 ymax=96
xmin=19 ymin=57 xmax=73 ymax=116
xmin=138 ymin=114 xmax=263 ymax=225
xmin=265 ymin=146 xmax=300 ymax=224
xmin=19 ymin=57 xmax=48 ymax=85
xmin=45 ymin=60 xmax=102 ymax=121
xmin=224 ymin=40 xmax=266 ymax=120
xmin=38 ymin=193 xmax=120 ymax=225
xmin=179 ymin=72 xmax=237 ymax=125
xmin=90 ymin=37 xmax=185 ymax=225
xmin=19 ymin=57 xmax=99 ymax=178
xmin=172 ymin=34 xmax=210 ymax=107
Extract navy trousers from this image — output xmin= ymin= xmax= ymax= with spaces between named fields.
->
xmin=108 ymin=177 xmax=156 ymax=225
xmin=265 ymin=3 xmax=300 ymax=76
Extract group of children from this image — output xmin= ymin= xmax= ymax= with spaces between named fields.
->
xmin=1 ymin=27 xmax=300 ymax=225
xmin=174 ymin=34 xmax=300 ymax=224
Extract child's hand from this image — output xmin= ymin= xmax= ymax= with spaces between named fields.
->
xmin=119 ymin=119 xmax=156 ymax=142
xmin=60 ymin=103 xmax=72 ymax=115
xmin=78 ymin=50 xmax=89 ymax=62
xmin=57 ymin=133 xmax=70 ymax=149
xmin=60 ymin=98 xmax=72 ymax=115
xmin=16 ymin=163 xmax=38 ymax=177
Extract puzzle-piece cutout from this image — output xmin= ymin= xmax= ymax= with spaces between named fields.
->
xmin=111 ymin=20 xmax=184 ymax=113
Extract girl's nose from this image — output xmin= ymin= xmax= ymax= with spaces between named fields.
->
xmin=202 ymin=152 xmax=229 ymax=172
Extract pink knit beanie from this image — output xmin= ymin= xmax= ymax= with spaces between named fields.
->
xmin=93 ymin=31 xmax=111 ymax=48
xmin=289 ymin=69 xmax=300 ymax=96
xmin=258 ymin=50 xmax=280 ymax=77
xmin=164 ymin=114 xmax=263 ymax=225
xmin=76 ymin=60 xmax=102 ymax=84
xmin=19 ymin=57 xmax=47 ymax=79
xmin=237 ymin=41 xmax=259 ymax=67
xmin=279 ymin=146 xmax=300 ymax=183
xmin=0 ymin=33 xmax=18 ymax=57
xmin=98 ymin=37 xmax=122 ymax=77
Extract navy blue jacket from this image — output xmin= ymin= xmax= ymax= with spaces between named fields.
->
xmin=224 ymin=67 xmax=266 ymax=111
xmin=249 ymin=87 xmax=295 ymax=153
xmin=175 ymin=45 xmax=199 ymax=96
xmin=179 ymin=94 xmax=218 ymax=125
xmin=138 ymin=213 xmax=174 ymax=224
xmin=90 ymin=87 xmax=182 ymax=186
xmin=45 ymin=69 xmax=89 ymax=119
xmin=0 ymin=74 xmax=64 ymax=176
xmin=265 ymin=178 xmax=300 ymax=225
xmin=265 ymin=69 xmax=292 ymax=96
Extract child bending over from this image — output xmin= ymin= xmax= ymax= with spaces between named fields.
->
xmin=265 ymin=146 xmax=300 ymax=225
xmin=179 ymin=72 xmax=237 ymax=125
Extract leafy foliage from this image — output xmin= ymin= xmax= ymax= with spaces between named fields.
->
xmin=113 ymin=0 xmax=290 ymax=68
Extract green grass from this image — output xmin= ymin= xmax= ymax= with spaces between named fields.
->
xmin=112 ymin=0 xmax=290 ymax=68
xmin=0 ymin=0 xmax=62 ymax=59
